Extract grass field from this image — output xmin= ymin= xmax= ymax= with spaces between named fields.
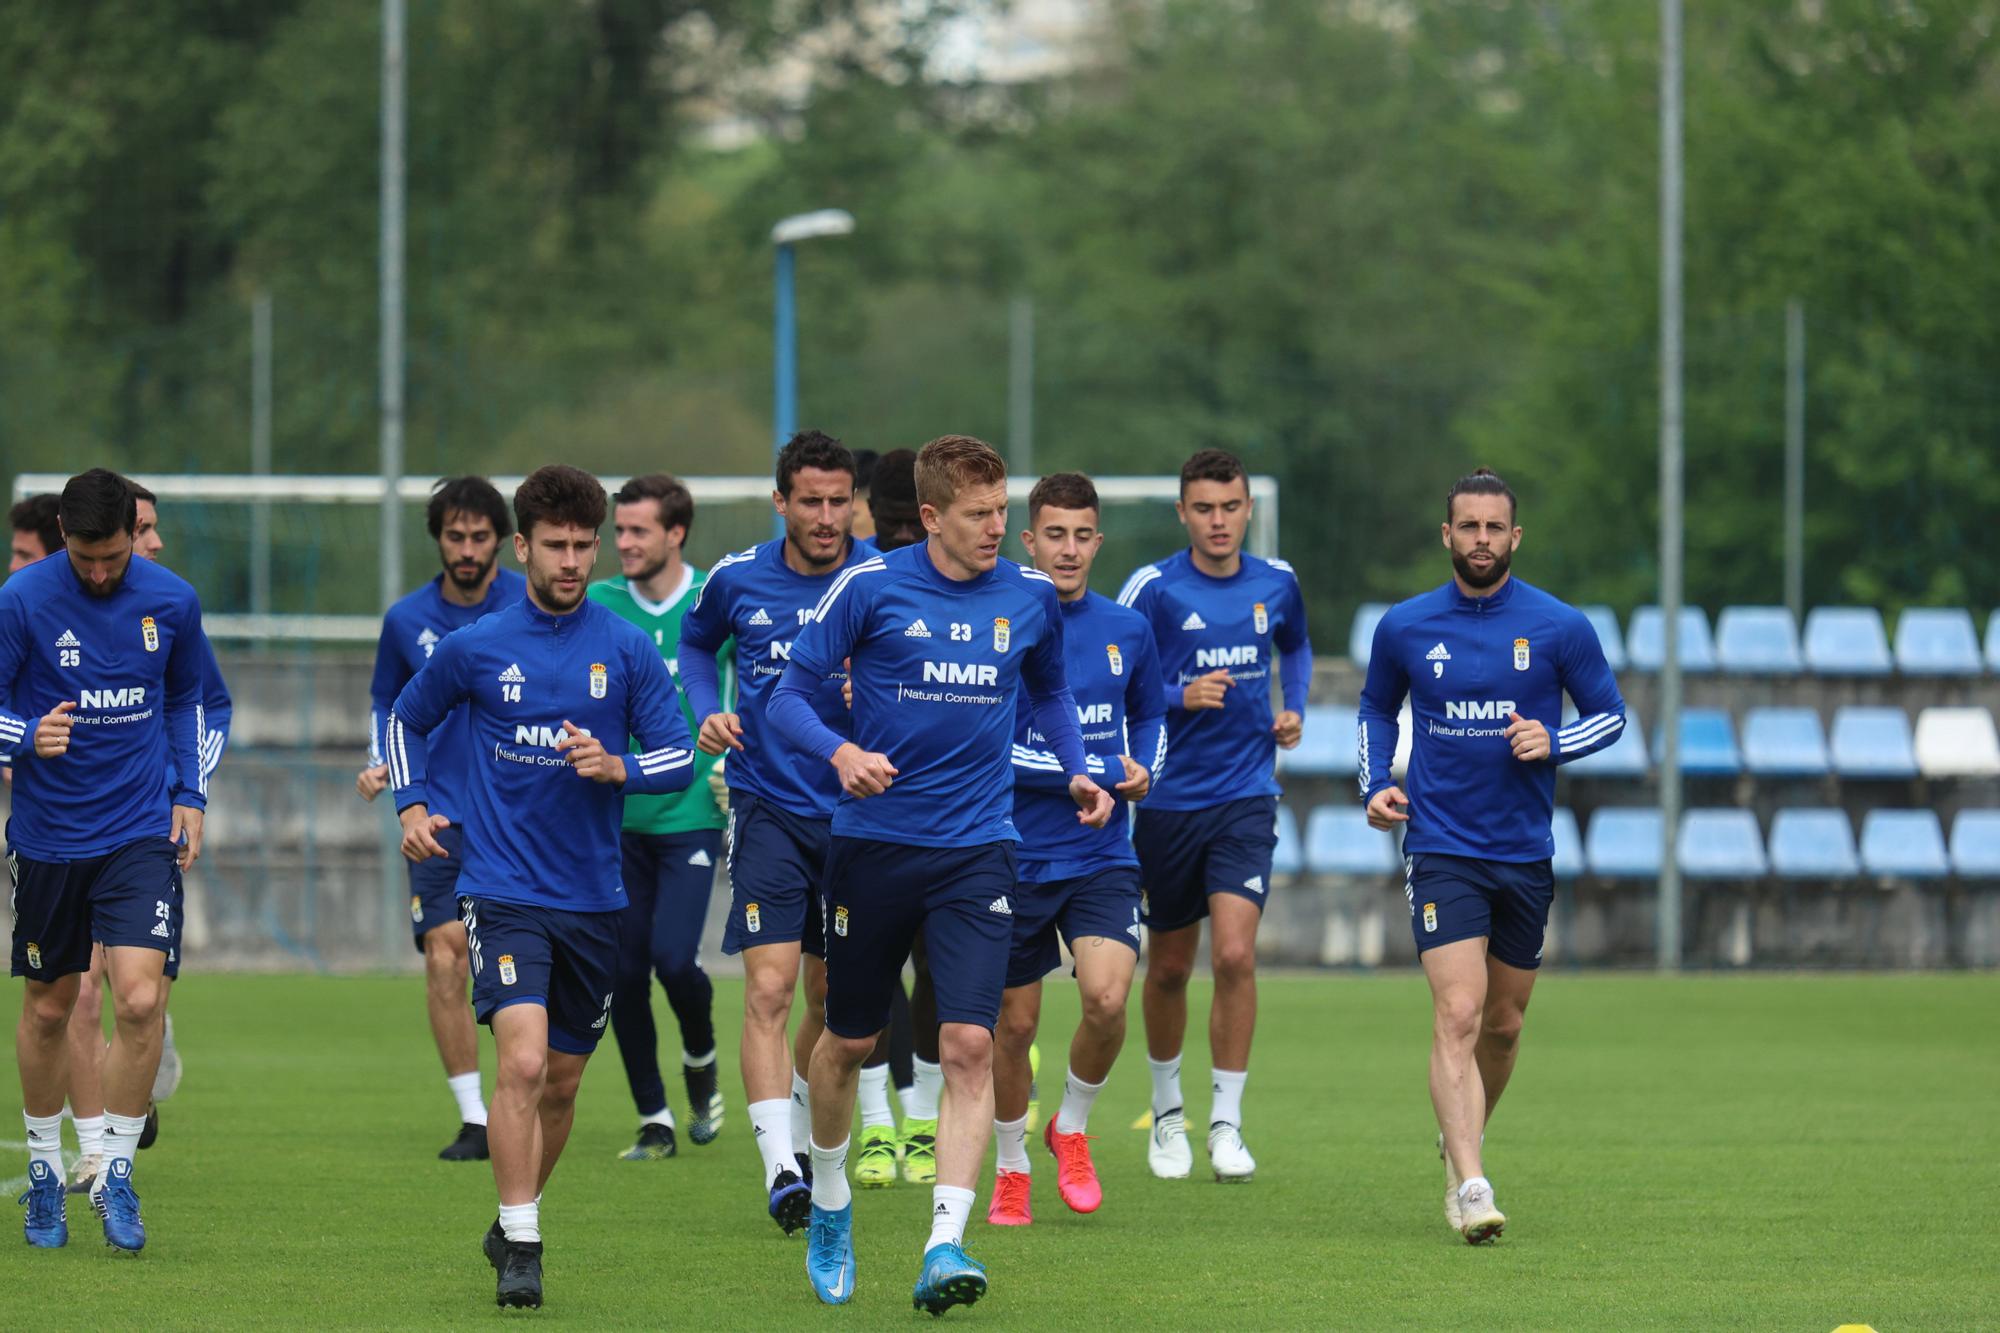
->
xmin=4 ymin=971 xmax=1996 ymax=1329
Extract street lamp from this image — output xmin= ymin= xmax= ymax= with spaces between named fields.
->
xmin=771 ymin=209 xmax=855 ymax=536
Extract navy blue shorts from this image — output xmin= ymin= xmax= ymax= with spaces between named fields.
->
xmin=1404 ymin=852 xmax=1555 ymax=971
xmin=407 ymin=824 xmax=465 ymax=952
xmin=463 ymin=896 xmax=621 ymax=1055
xmin=720 ymin=793 xmax=829 ymax=958
xmin=1007 ymin=866 xmax=1142 ymax=989
xmin=820 ymin=837 xmax=1016 ymax=1039
xmin=1132 ymin=796 xmax=1280 ymax=932
xmin=8 ymin=839 xmax=183 ymax=982
xmin=618 ymin=828 xmax=722 ymax=977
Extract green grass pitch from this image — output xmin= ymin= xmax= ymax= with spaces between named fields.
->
xmin=5 ymin=971 xmax=1995 ymax=1328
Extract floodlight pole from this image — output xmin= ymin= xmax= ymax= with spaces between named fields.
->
xmin=1657 ymin=0 xmax=1685 ymax=971
xmin=251 ymin=290 xmax=273 ymax=627
xmin=771 ymin=209 xmax=855 ymax=538
xmin=380 ymin=0 xmax=406 ymax=614
xmin=1784 ymin=299 xmax=1805 ymax=622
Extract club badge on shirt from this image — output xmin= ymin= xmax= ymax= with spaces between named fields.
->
xmin=589 ymin=662 xmax=608 ymax=698
xmin=993 ymin=617 xmax=1011 ymax=653
xmin=1253 ymin=602 xmax=1268 ymax=635
xmin=141 ymin=616 xmax=159 ymax=652
xmin=1107 ymin=644 xmax=1124 ymax=676
xmin=1513 ymin=638 xmax=1531 ymax=671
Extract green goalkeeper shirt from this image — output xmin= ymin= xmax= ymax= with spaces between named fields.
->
xmin=587 ymin=567 xmax=730 ymax=834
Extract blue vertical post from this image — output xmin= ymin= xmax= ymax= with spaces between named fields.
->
xmin=772 ymin=242 xmax=797 ymax=539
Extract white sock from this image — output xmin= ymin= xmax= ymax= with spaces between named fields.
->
xmin=1054 ymin=1067 xmax=1104 ymax=1135
xmin=498 ymin=1200 xmax=540 ymax=1244
xmin=73 ymin=1114 xmax=106 ymax=1160
xmin=907 ymin=1057 xmax=943 ymax=1121
xmin=857 ymin=1065 xmax=895 ymax=1129
xmin=683 ymin=1047 xmax=717 ymax=1069
xmin=642 ymin=1105 xmax=676 ymax=1129
xmin=748 ymin=1098 xmax=794 ymax=1187
xmin=790 ymin=1070 xmax=813 ymax=1156
xmin=1210 ymin=1068 xmax=1248 ymax=1128
xmin=927 ymin=1184 xmax=975 ymax=1252
xmin=809 ymin=1138 xmax=851 ymax=1211
xmin=24 ymin=1112 xmax=64 ymax=1172
xmin=103 ymin=1110 xmax=146 ymax=1169
xmin=447 ymin=1071 xmax=487 ymax=1127
xmin=1148 ymin=1054 xmax=1183 ymax=1116
xmin=1460 ymin=1174 xmax=1492 ymax=1201
xmin=994 ymin=1115 xmax=1030 ymax=1173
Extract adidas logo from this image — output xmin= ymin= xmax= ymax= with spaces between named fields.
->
xmin=56 ymin=630 xmax=79 ymax=648
xmin=418 ymin=628 xmax=438 ymax=646
xmin=1426 ymin=643 xmax=1451 ymax=662
xmin=1181 ymin=612 xmax=1207 ymax=631
xmin=1243 ymin=876 xmax=1265 ymax=895
xmin=1126 ymin=922 xmax=1141 ymax=938
xmin=905 ymin=619 xmax=933 ymax=638
xmin=151 ymin=920 xmax=170 ymax=938
xmin=499 ymin=663 xmax=526 ymax=683
xmin=689 ymin=849 xmax=712 ymax=867
xmin=748 ymin=607 xmax=773 ymax=626
xmin=988 ymin=896 xmax=1012 ymax=915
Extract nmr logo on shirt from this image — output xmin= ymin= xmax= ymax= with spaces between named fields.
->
xmin=1195 ymin=645 xmax=1260 ymax=669
xmin=79 ymin=687 xmax=147 ymax=709
xmin=513 ymin=723 xmax=589 ymax=748
xmin=922 ymin=661 xmax=998 ymax=687
xmin=1078 ymin=703 xmax=1113 ymax=725
xmin=1444 ymin=700 xmax=1517 ymax=720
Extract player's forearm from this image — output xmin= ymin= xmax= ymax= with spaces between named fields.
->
xmin=385 ymin=711 xmax=432 ymax=811
xmin=0 ymin=702 xmax=29 ymax=759
xmin=1357 ymin=715 xmax=1399 ymax=798
xmin=1279 ymin=640 xmax=1313 ymax=715
xmin=623 ymin=744 xmax=697 ymax=795
xmin=1011 ymin=746 xmax=1102 ymax=791
xmin=768 ymin=667 xmax=845 ymax=761
xmin=676 ymin=647 xmax=725 ymax=722
xmin=1026 ymin=689 xmax=1090 ymax=777
xmin=1552 ymin=708 xmax=1626 ymax=764
xmin=1133 ymin=717 xmax=1168 ymax=786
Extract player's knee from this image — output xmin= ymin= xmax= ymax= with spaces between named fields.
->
xmin=1079 ymin=982 xmax=1128 ymax=1034
xmin=71 ymin=981 xmax=105 ymax=1024
xmin=496 ymin=1044 xmax=548 ymax=1093
xmin=542 ymin=1069 xmax=583 ymax=1112
xmin=1147 ymin=955 xmax=1194 ymax=993
xmin=22 ymin=988 xmax=73 ymax=1037
xmin=110 ymin=976 xmax=166 ymax=1030
xmin=1209 ymin=938 xmax=1258 ymax=984
xmin=994 ymin=1001 xmax=1038 ymax=1054
xmin=937 ymin=1025 xmax=993 ymax=1082
xmin=1433 ymin=996 xmax=1482 ymax=1046
xmin=743 ymin=973 xmax=793 ymax=1030
xmin=1480 ymin=1006 xmax=1524 ymax=1051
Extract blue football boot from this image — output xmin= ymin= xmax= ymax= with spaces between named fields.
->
xmin=19 ymin=1160 xmax=67 ymax=1248
xmin=805 ymin=1203 xmax=855 ymax=1304
xmin=768 ymin=1169 xmax=811 ymax=1236
xmin=912 ymin=1242 xmax=987 ymax=1316
xmin=92 ymin=1158 xmax=145 ymax=1253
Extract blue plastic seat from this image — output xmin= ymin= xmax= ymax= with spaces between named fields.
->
xmin=1626 ymin=606 xmax=1716 ymax=673
xmin=1653 ymin=708 xmax=1741 ymax=776
xmin=1578 ymin=605 xmax=1628 ymax=672
xmin=1349 ymin=603 xmax=1391 ymax=669
xmin=1802 ymin=607 xmax=1892 ymax=675
xmin=1303 ymin=806 xmax=1399 ymax=876
xmin=1585 ymin=808 xmax=1663 ymax=878
xmin=1564 ymin=708 xmax=1649 ymax=778
xmin=1950 ymin=811 xmax=2000 ymax=877
xmin=1278 ymin=704 xmax=1357 ymax=777
xmin=1859 ymin=810 xmax=1950 ymax=878
xmin=1273 ymin=805 xmax=1303 ymax=878
xmin=1829 ymin=707 xmax=1918 ymax=779
xmin=1741 ymin=707 xmax=1830 ymax=777
xmin=1677 ymin=808 xmax=1768 ymax=878
xmin=1715 ymin=606 xmax=1802 ymax=674
xmin=1550 ymin=807 xmax=1585 ymax=879
xmin=1768 ymin=809 xmax=1860 ymax=879
xmin=1986 ymin=611 xmax=2000 ymax=673
xmin=1894 ymin=608 xmax=1983 ymax=675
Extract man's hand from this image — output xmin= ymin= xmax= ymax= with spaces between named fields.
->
xmin=697 ymin=711 xmax=746 ymax=756
xmin=1505 ymin=712 xmax=1551 ymax=762
xmin=708 ymin=757 xmax=730 ymax=814
xmin=1069 ymin=774 xmax=1116 ymax=829
xmin=1114 ymin=755 xmax=1151 ymax=803
xmin=34 ymin=701 xmax=75 ymax=758
xmin=400 ymin=804 xmax=451 ymax=862
xmin=842 ymin=658 xmax=854 ymax=711
xmin=1366 ymin=785 xmax=1410 ymax=831
xmin=169 ymin=804 xmax=204 ymax=870
xmin=1272 ymin=709 xmax=1303 ymax=750
xmin=356 ymin=763 xmax=391 ymax=801
xmin=556 ymin=721 xmax=626 ymax=785
xmin=830 ymin=741 xmax=897 ymax=797
xmin=1181 ymin=670 xmax=1233 ymax=711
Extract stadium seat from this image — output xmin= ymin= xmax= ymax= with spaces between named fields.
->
xmin=1578 ymin=604 xmax=1628 ymax=672
xmin=1273 ymin=804 xmax=1303 ymax=878
xmin=1653 ymin=707 xmax=1741 ymax=776
xmin=1859 ymin=810 xmax=1951 ymax=878
xmin=1893 ymin=607 xmax=1983 ymax=675
xmin=1914 ymin=707 xmax=2000 ymax=778
xmin=1829 ymin=707 xmax=1918 ymax=779
xmin=1551 ymin=807 xmax=1585 ymax=879
xmin=1584 ymin=808 xmax=1663 ymax=878
xmin=1278 ymin=704 xmax=1357 ymax=777
xmin=1676 ymin=808 xmax=1768 ymax=878
xmin=1625 ymin=606 xmax=1716 ymax=673
xmin=1349 ymin=602 xmax=1390 ymax=669
xmin=1303 ymin=806 xmax=1399 ymax=876
xmin=1987 ymin=610 xmax=2000 ymax=673
xmin=1715 ymin=606 xmax=1803 ymax=674
xmin=1767 ymin=809 xmax=1861 ymax=879
xmin=1949 ymin=811 xmax=2000 ymax=878
xmin=1564 ymin=706 xmax=1649 ymax=777
xmin=1803 ymin=607 xmax=1893 ymax=675
xmin=1741 ymin=707 xmax=1831 ymax=778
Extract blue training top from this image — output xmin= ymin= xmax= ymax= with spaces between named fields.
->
xmin=768 ymin=540 xmax=1090 ymax=849
xmin=1357 ymin=576 xmax=1625 ymax=863
xmin=387 ymin=596 xmax=695 ymax=913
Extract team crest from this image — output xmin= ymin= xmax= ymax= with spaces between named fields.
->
xmin=1253 ymin=602 xmax=1269 ymax=635
xmin=992 ymin=617 xmax=1011 ymax=653
xmin=745 ymin=902 xmax=762 ymax=934
xmin=1107 ymin=644 xmax=1124 ymax=677
xmin=498 ymin=954 xmax=517 ymax=985
xmin=25 ymin=943 xmax=41 ymax=970
xmin=589 ymin=662 xmax=608 ymax=699
xmin=1513 ymin=638 xmax=1530 ymax=671
xmin=141 ymin=616 xmax=159 ymax=653
xmin=410 ymin=895 xmax=423 ymax=924
xmin=1423 ymin=902 xmax=1438 ymax=933
xmin=834 ymin=906 xmax=850 ymax=938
